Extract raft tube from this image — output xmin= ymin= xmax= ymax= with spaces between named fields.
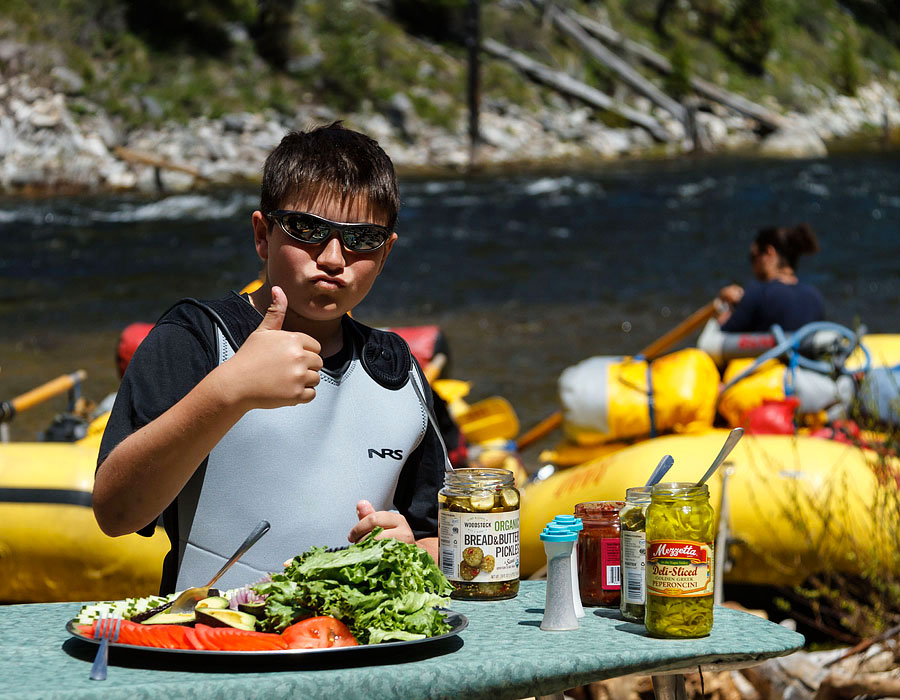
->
xmin=520 ymin=430 xmax=899 ymax=587
xmin=0 ymin=438 xmax=168 ymax=603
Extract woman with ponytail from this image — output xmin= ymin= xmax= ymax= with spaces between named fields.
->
xmin=717 ymin=223 xmax=825 ymax=332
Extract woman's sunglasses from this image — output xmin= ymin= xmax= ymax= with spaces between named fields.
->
xmin=266 ymin=210 xmax=390 ymax=252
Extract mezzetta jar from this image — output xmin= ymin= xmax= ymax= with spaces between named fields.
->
xmin=438 ymin=468 xmax=520 ymax=600
xmin=619 ymin=486 xmax=651 ymax=623
xmin=574 ymin=501 xmax=624 ymax=607
xmin=645 ymin=482 xmax=715 ymax=638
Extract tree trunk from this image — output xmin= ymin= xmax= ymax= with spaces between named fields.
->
xmin=481 ymin=38 xmax=672 ymax=142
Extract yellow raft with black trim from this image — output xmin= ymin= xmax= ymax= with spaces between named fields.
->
xmin=520 ymin=430 xmax=900 ymax=586
xmin=0 ymin=416 xmax=168 ymax=603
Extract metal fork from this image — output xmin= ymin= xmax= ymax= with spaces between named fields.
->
xmin=89 ymin=612 xmax=122 ymax=681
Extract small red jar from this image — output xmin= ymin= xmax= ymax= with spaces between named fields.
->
xmin=575 ymin=501 xmax=625 ymax=607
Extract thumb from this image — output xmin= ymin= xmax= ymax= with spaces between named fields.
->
xmin=257 ymin=286 xmax=286 ymax=331
xmin=356 ymin=500 xmax=375 ymax=520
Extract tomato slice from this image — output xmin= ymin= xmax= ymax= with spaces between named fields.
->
xmin=78 ymin=619 xmax=201 ymax=650
xmin=160 ymin=624 xmax=192 ymax=650
xmin=137 ymin=624 xmax=185 ymax=649
xmin=192 ymin=624 xmax=288 ymax=651
xmin=80 ymin=619 xmax=144 ymax=646
xmin=183 ymin=626 xmax=206 ymax=651
xmin=282 ymin=616 xmax=358 ymax=649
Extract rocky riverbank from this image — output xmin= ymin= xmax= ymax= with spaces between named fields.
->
xmin=1 ymin=66 xmax=898 ymax=195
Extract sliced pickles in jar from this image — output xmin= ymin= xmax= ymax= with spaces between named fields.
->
xmin=469 ymin=491 xmax=496 ymax=511
xmin=438 ymin=468 xmax=520 ymax=600
xmin=645 ymin=482 xmax=714 ymax=638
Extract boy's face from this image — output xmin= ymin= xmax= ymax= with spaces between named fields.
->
xmin=252 ymin=192 xmax=397 ymax=324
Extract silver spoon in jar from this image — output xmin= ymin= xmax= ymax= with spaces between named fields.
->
xmin=408 ymin=369 xmax=454 ymax=473
xmin=645 ymin=454 xmax=674 ymax=487
xmin=696 ymin=427 xmax=744 ymax=486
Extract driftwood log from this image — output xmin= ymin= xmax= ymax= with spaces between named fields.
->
xmin=566 ymin=626 xmax=900 ymax=700
xmin=481 ymin=38 xmax=672 ymax=142
xmin=541 ymin=4 xmax=687 ymax=125
xmin=113 ymin=146 xmax=207 ymax=179
xmin=565 ymin=9 xmax=788 ymax=132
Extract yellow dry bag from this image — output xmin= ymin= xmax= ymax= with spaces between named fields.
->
xmin=558 ymin=348 xmax=720 ymax=445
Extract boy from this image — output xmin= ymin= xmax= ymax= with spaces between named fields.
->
xmin=93 ymin=123 xmax=444 ymax=594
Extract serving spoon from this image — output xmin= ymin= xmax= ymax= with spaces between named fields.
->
xmin=645 ymin=454 xmax=674 ymax=488
xmin=696 ymin=427 xmax=744 ymax=487
xmin=409 ymin=369 xmax=454 ymax=473
xmin=170 ymin=519 xmax=271 ymax=614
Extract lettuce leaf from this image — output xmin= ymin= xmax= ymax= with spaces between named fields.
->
xmin=253 ymin=529 xmax=453 ymax=644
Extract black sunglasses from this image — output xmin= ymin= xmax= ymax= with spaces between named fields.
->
xmin=266 ymin=210 xmax=390 ymax=253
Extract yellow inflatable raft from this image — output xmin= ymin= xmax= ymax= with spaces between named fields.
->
xmin=0 ymin=420 xmax=168 ymax=603
xmin=520 ymin=430 xmax=899 ymax=587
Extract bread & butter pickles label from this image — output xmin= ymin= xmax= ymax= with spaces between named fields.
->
xmin=439 ymin=510 xmax=520 ymax=583
xmin=646 ymin=540 xmax=713 ymax=597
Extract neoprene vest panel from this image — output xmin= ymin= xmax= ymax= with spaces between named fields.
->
xmin=173 ymin=325 xmax=428 ymax=592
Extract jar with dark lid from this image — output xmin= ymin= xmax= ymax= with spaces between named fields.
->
xmin=645 ymin=482 xmax=715 ymax=638
xmin=619 ymin=486 xmax=651 ymax=623
xmin=574 ymin=501 xmax=624 ymax=607
xmin=438 ymin=468 xmax=520 ymax=600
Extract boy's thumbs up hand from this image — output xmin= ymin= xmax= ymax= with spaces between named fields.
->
xmin=258 ymin=284 xmax=288 ymax=331
xmin=220 ymin=286 xmax=323 ymax=410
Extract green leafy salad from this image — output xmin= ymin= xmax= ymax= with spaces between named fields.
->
xmin=252 ymin=529 xmax=453 ymax=644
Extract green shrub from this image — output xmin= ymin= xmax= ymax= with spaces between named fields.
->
xmin=835 ymin=31 xmax=862 ymax=97
xmin=664 ymin=40 xmax=692 ymax=101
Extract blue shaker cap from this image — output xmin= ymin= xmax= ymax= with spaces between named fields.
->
xmin=552 ymin=515 xmax=583 ymax=532
xmin=541 ymin=524 xmax=577 ymax=542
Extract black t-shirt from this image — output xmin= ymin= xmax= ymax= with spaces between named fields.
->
xmin=98 ymin=293 xmax=444 ymax=591
xmin=720 ymin=280 xmax=825 ymax=334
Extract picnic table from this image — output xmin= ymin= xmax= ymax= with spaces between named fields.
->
xmin=0 ymin=580 xmax=803 ymax=700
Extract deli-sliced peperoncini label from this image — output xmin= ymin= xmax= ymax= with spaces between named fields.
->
xmin=646 ymin=539 xmax=713 ymax=597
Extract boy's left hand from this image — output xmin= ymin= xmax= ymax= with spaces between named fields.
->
xmin=348 ymin=500 xmax=415 ymax=545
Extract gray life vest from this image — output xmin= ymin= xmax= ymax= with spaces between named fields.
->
xmin=173 ymin=325 xmax=428 ymax=592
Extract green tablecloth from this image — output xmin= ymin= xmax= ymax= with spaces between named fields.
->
xmin=0 ymin=581 xmax=803 ymax=700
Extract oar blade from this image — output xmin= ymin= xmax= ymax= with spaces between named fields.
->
xmin=456 ymin=397 xmax=520 ymax=443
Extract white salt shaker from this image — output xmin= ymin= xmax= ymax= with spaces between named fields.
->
xmin=540 ymin=524 xmax=579 ymax=631
xmin=552 ymin=514 xmax=584 ymax=618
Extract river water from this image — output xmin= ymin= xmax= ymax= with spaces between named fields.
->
xmin=2 ymin=151 xmax=899 ymax=461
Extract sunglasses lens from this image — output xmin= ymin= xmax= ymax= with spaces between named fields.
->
xmin=282 ymin=213 xmax=330 ymax=242
xmin=273 ymin=212 xmax=387 ymax=251
xmin=344 ymin=227 xmax=387 ymax=251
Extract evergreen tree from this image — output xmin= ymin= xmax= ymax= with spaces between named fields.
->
xmin=727 ymin=0 xmax=774 ymax=76
xmin=250 ymin=0 xmax=296 ymax=70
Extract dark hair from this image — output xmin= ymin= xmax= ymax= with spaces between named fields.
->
xmin=755 ymin=223 xmax=819 ymax=269
xmin=260 ymin=122 xmax=400 ymax=231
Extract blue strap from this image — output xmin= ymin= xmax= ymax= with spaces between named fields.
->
xmin=645 ymin=361 xmax=657 ymax=438
xmin=720 ymin=321 xmax=863 ymax=395
xmin=784 ymin=349 xmax=798 ymax=397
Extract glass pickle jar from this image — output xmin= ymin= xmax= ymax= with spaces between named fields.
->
xmin=574 ymin=501 xmax=624 ymax=607
xmin=645 ymin=482 xmax=715 ymax=638
xmin=438 ymin=468 xmax=520 ymax=600
xmin=619 ymin=487 xmax=651 ymax=623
